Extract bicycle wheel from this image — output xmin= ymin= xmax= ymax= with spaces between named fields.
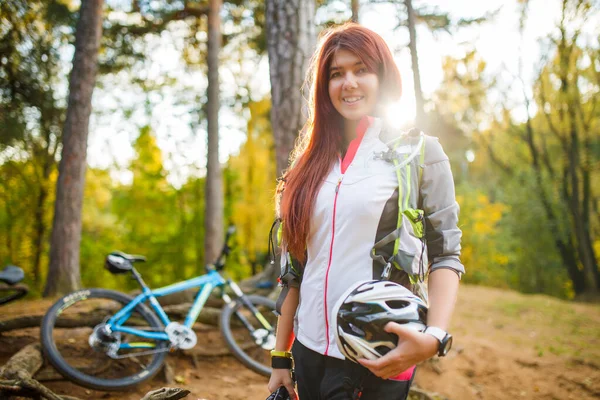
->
xmin=220 ymin=294 xmax=278 ymax=376
xmin=41 ymin=289 xmax=169 ymax=391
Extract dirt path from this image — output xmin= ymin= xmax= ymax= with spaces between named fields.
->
xmin=1 ymin=284 xmax=599 ymax=400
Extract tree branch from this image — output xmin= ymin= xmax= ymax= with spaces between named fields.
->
xmin=477 ymin=132 xmax=516 ymax=178
xmin=538 ymin=75 xmax=568 ymax=151
xmin=105 ymin=5 xmax=209 ymax=38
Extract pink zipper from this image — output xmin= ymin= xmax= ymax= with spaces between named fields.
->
xmin=324 ymin=176 xmax=343 ymax=355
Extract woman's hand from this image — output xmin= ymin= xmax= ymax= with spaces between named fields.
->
xmin=268 ymin=368 xmax=297 ymax=400
xmin=357 ymin=322 xmax=438 ymax=380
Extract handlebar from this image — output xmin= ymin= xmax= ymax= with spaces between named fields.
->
xmin=210 ymin=224 xmax=236 ymax=271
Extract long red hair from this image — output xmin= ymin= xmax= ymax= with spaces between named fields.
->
xmin=277 ymin=23 xmax=403 ymax=261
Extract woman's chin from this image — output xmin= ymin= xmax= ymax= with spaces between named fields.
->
xmin=340 ymin=110 xmax=368 ymax=122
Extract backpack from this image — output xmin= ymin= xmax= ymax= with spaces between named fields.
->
xmin=271 ymin=127 xmax=429 ymax=313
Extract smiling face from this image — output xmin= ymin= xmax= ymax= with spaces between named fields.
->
xmin=328 ymin=48 xmax=380 ymax=126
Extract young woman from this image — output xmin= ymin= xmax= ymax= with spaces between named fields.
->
xmin=267 ymin=23 xmax=463 ymax=400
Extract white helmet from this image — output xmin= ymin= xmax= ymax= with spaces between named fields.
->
xmin=332 ymin=280 xmax=428 ymax=363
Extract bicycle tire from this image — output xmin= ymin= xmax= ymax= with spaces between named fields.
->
xmin=220 ymin=294 xmax=277 ymax=377
xmin=41 ymin=288 xmax=168 ymax=391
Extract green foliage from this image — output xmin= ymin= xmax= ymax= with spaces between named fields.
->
xmin=457 ymin=176 xmax=573 ymax=298
xmin=224 ymin=98 xmax=276 ymax=279
xmin=0 ymin=0 xmax=272 ymax=295
xmin=73 ymin=125 xmax=211 ymax=291
xmin=0 ymin=160 xmax=53 ymax=295
xmin=0 ymin=0 xmax=72 ymax=147
xmin=79 ymin=168 xmax=124 ymax=291
xmin=111 ymin=127 xmax=187 ymax=288
xmin=433 ymin=0 xmax=599 ymax=298
xmin=0 ymin=0 xmax=73 ymax=292
xmin=434 ymin=50 xmax=491 ymax=135
xmin=75 ymin=111 xmax=275 ymax=291
xmin=1 ymin=0 xmax=596 ymax=302
xmin=456 ymin=185 xmax=511 ymax=288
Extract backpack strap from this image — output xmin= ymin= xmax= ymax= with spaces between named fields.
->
xmin=270 ymin=218 xmax=305 ymax=315
xmin=370 ymin=128 xmax=426 ymax=281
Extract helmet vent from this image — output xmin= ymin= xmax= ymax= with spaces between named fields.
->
xmin=349 ymin=323 xmax=365 ymax=337
xmin=385 ymin=300 xmax=410 ymax=309
xmin=333 ymin=280 xmax=427 ymax=363
xmin=351 ymin=303 xmax=371 ymax=313
xmin=375 ymin=345 xmax=392 ymax=356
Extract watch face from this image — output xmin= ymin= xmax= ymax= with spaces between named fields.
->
xmin=441 ymin=335 xmax=453 ymax=356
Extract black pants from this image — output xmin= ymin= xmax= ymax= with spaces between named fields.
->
xmin=291 ymin=340 xmax=415 ymax=400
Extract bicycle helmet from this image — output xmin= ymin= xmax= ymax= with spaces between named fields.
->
xmin=332 ymin=280 xmax=428 ymax=363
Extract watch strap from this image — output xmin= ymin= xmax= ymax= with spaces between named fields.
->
xmin=424 ymin=326 xmax=447 ymax=342
xmin=271 ymin=356 xmax=293 ymax=369
xmin=424 ymin=326 xmax=451 ymax=357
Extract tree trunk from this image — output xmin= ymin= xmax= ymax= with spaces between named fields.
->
xmin=0 ymin=305 xmax=222 ymax=333
xmin=44 ymin=0 xmax=104 ymax=297
xmin=351 ymin=0 xmax=359 ymax=22
xmin=558 ymin=27 xmax=599 ymax=295
xmin=524 ymin=99 xmax=588 ymax=295
xmin=204 ymin=0 xmax=224 ymax=265
xmin=32 ymin=160 xmax=50 ymax=289
xmin=265 ymin=0 xmax=316 ymax=178
xmin=404 ymin=0 xmax=425 ymax=128
xmin=4 ymin=196 xmax=13 ymax=263
xmin=140 ymin=387 xmax=190 ymax=400
xmin=568 ymin=141 xmax=599 ymax=294
xmin=556 ymin=238 xmax=586 ymax=294
xmin=0 ymin=344 xmax=81 ymax=400
xmin=581 ymin=169 xmax=600 ymax=290
xmin=0 ymin=344 xmax=44 ymax=380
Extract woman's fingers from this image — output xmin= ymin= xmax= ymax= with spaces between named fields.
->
xmin=268 ymin=369 xmax=297 ymax=399
xmin=285 ymin=384 xmax=298 ymax=400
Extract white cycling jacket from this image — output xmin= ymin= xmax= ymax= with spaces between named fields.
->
xmin=292 ymin=117 xmax=464 ymax=360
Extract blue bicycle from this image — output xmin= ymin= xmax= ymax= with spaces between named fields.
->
xmin=40 ymin=226 xmax=278 ymax=391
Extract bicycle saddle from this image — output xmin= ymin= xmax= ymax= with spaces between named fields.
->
xmin=105 ymin=251 xmax=146 ymax=274
xmin=0 ymin=265 xmax=24 ymax=285
xmin=109 ymin=251 xmax=146 ymax=263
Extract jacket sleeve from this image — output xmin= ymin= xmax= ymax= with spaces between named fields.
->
xmin=419 ymin=136 xmax=465 ymax=277
xmin=271 ymin=218 xmax=305 ymax=314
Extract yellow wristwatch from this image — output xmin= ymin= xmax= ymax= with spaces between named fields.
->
xmin=270 ymin=350 xmax=293 ymax=359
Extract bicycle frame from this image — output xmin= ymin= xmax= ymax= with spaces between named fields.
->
xmin=101 ymin=225 xmax=274 ymax=353
xmin=106 ymin=269 xmax=228 ymax=345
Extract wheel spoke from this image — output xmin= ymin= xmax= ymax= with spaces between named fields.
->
xmin=221 ymin=295 xmax=278 ymax=377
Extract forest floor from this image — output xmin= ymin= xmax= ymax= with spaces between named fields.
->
xmin=1 ymin=284 xmax=599 ymax=400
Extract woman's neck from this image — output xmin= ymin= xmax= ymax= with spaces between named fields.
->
xmin=342 ymin=119 xmax=360 ymax=149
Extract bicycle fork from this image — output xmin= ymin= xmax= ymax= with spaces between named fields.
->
xmin=223 ymin=281 xmax=275 ymax=347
